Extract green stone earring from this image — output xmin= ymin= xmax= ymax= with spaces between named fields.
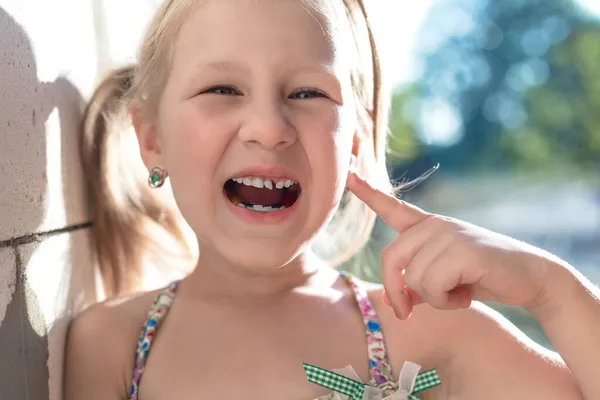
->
xmin=148 ymin=166 xmax=167 ymax=189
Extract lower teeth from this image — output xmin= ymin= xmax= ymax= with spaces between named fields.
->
xmin=237 ymin=202 xmax=285 ymax=212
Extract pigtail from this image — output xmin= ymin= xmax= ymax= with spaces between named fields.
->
xmin=81 ymin=65 xmax=190 ymax=298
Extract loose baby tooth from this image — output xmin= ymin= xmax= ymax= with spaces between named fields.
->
xmin=251 ymin=178 xmax=264 ymax=188
xmin=231 ymin=176 xmax=297 ymax=191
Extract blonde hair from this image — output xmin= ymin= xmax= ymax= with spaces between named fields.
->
xmin=81 ymin=0 xmax=392 ymax=297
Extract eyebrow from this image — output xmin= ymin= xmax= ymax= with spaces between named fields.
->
xmin=201 ymin=61 xmax=252 ymax=75
xmin=196 ymin=60 xmax=339 ymax=80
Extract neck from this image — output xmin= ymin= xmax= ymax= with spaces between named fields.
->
xmin=185 ymin=243 xmax=336 ymax=300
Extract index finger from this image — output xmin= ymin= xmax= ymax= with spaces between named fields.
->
xmin=346 ymin=172 xmax=430 ymax=232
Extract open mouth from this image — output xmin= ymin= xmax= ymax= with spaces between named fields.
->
xmin=224 ymin=177 xmax=301 ymax=213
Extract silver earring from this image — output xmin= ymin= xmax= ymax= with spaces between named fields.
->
xmin=148 ymin=166 xmax=167 ymax=188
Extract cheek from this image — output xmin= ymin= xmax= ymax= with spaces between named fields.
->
xmin=330 ymin=129 xmax=354 ymax=197
xmin=162 ymin=104 xmax=230 ymax=174
xmin=158 ymin=104 xmax=234 ymax=219
xmin=300 ymin=106 xmax=354 ymax=197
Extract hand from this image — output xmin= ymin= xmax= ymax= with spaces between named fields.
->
xmin=346 ymin=171 xmax=561 ymax=320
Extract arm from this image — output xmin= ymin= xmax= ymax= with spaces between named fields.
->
xmin=63 ymin=303 xmax=133 ymax=400
xmin=526 ymin=263 xmax=600 ymax=400
xmin=346 ymin=173 xmax=597 ymax=398
xmin=446 ymin=301 xmax=583 ymax=400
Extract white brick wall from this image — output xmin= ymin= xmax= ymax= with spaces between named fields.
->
xmin=0 ymin=1 xmax=160 ymax=398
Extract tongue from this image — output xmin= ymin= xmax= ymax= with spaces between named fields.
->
xmin=236 ymin=184 xmax=284 ymax=206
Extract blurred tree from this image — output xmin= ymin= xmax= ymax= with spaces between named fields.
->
xmin=499 ymin=27 xmax=600 ymax=171
xmin=386 ymin=0 xmax=600 ymax=176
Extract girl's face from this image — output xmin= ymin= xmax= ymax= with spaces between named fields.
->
xmin=143 ymin=0 xmax=359 ymax=270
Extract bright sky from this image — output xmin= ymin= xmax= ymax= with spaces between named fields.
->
xmin=371 ymin=0 xmax=439 ymax=87
xmin=576 ymin=0 xmax=600 ymax=17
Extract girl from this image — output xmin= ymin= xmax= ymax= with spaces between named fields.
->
xmin=64 ymin=0 xmax=600 ymax=399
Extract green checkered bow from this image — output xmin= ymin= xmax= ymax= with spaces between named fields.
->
xmin=303 ymin=363 xmax=440 ymax=400
xmin=304 ymin=363 xmax=366 ymax=399
xmin=410 ymin=368 xmax=441 ymax=397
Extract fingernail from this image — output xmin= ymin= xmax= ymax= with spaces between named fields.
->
xmin=393 ymin=308 xmax=404 ymax=320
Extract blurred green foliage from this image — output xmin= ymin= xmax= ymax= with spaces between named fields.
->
xmin=385 ymin=0 xmax=600 ymax=176
xmin=386 ymin=85 xmax=423 ymax=165
xmin=498 ymin=27 xmax=600 ymax=171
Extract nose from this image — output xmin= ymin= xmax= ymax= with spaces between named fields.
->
xmin=238 ymin=99 xmax=296 ymax=151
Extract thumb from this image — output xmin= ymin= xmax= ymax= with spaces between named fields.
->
xmin=382 ymin=288 xmax=423 ymax=319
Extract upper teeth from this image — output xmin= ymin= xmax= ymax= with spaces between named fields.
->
xmin=232 ymin=177 xmax=297 ymax=190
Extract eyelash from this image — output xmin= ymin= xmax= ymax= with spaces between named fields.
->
xmin=201 ymin=85 xmax=327 ymax=99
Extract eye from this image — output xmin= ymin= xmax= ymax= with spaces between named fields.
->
xmin=202 ymin=85 xmax=239 ymax=95
xmin=291 ymin=89 xmax=327 ymax=100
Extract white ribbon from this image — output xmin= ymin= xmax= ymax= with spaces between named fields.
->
xmin=327 ymin=362 xmax=422 ymax=400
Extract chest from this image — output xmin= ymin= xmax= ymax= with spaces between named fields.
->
xmin=136 ymin=295 xmax=374 ymax=400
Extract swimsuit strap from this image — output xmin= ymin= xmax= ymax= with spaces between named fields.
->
xmin=340 ymin=271 xmax=395 ymax=386
xmin=129 ymin=280 xmax=179 ymax=400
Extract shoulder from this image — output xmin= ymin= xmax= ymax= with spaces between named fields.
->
xmin=362 ymin=282 xmax=459 ymax=373
xmin=362 ymin=282 xmax=576 ymax=399
xmin=64 ymin=287 xmax=164 ymax=400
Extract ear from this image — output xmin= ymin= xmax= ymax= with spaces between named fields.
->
xmin=130 ymin=100 xmax=163 ymax=170
xmin=349 ymin=133 xmax=360 ymax=170
xmin=350 ymin=114 xmax=372 ymax=168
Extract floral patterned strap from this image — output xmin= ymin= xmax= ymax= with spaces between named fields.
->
xmin=340 ymin=271 xmax=394 ymax=385
xmin=129 ymin=281 xmax=179 ymax=400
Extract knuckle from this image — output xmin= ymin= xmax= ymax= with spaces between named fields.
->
xmin=447 ymin=237 xmax=472 ymax=261
xmin=426 ymin=215 xmax=456 ymax=231
xmin=421 ymin=275 xmax=438 ymax=296
xmin=380 ymin=242 xmax=410 ymax=270
xmin=438 ymin=230 xmax=460 ymax=251
xmin=380 ymin=246 xmax=393 ymax=267
xmin=422 ymin=278 xmax=448 ymax=308
xmin=403 ymin=269 xmax=419 ymax=289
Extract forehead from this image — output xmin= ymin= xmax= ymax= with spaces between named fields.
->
xmin=172 ymin=0 xmax=349 ymax=72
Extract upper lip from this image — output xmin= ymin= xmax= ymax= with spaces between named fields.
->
xmin=226 ymin=165 xmax=303 ymax=187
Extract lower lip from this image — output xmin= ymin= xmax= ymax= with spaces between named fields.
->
xmin=222 ymin=190 xmax=301 ymax=224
